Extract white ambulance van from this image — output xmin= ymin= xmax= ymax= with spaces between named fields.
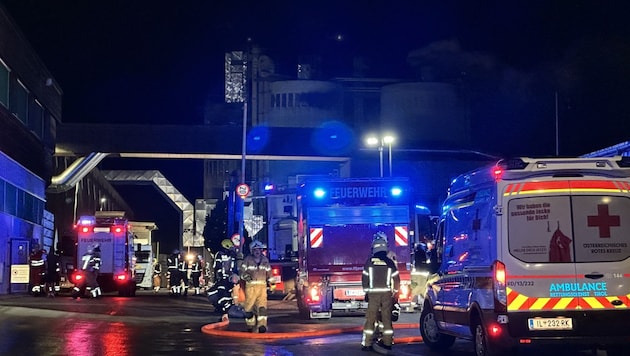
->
xmin=419 ymin=156 xmax=630 ymax=356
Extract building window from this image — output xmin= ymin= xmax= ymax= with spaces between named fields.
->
xmin=4 ymin=182 xmax=17 ymax=216
xmin=288 ymin=93 xmax=294 ymax=107
xmin=0 ymin=59 xmax=8 ymax=108
xmin=10 ymin=79 xmax=28 ymax=124
xmin=29 ymin=99 xmax=44 ymax=138
xmin=282 ymin=93 xmax=287 ymax=107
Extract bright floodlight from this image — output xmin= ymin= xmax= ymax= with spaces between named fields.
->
xmin=366 ymin=137 xmax=379 ymax=146
xmin=383 ymin=135 xmax=395 ymax=144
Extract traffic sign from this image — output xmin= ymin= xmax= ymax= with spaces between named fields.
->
xmin=231 ymin=233 xmax=241 ymax=247
xmin=236 ymin=183 xmax=250 ymax=197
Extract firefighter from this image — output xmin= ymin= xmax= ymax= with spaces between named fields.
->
xmin=152 ymin=258 xmax=162 ymax=293
xmin=178 ymin=253 xmax=190 ymax=296
xmin=167 ymin=249 xmax=182 ymax=296
xmin=190 ymin=255 xmax=203 ymax=295
xmin=240 ymin=240 xmax=274 ymax=333
xmin=361 ymin=236 xmax=400 ymax=351
xmin=81 ymin=244 xmax=102 ymax=298
xmin=208 ymin=239 xmax=240 ymax=321
xmin=29 ymin=245 xmax=47 ymax=296
xmin=44 ymin=249 xmax=61 ymax=297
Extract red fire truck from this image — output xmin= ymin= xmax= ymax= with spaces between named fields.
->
xmin=73 ymin=211 xmax=136 ymax=296
xmin=295 ymin=178 xmax=414 ymax=319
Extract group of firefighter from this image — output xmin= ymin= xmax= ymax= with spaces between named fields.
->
xmin=28 ymin=245 xmax=62 ymax=297
xmin=162 ymin=238 xmax=274 ymax=333
xmin=30 ymin=243 xmax=103 ymax=299
xmin=157 ymin=231 xmax=404 ymax=346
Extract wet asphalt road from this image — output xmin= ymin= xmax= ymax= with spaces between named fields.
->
xmin=0 ymin=290 xmax=605 ymax=356
xmin=0 ymin=290 xmax=431 ymax=356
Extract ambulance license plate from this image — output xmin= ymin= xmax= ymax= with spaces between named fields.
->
xmin=528 ymin=317 xmax=573 ymax=330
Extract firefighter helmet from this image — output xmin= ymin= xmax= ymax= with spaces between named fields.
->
xmin=221 ymin=239 xmax=234 ymax=250
xmin=250 ymin=240 xmax=266 ymax=250
xmin=373 ymin=231 xmax=388 ymax=241
xmin=372 ymin=238 xmax=388 ymax=254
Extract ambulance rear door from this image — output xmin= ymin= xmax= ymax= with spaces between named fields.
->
xmin=503 ymin=178 xmax=630 ymax=335
xmin=569 ymin=180 xmax=630 ymax=311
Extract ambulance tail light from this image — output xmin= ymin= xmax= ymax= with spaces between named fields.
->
xmin=112 ymin=225 xmax=125 ymax=234
xmin=79 ymin=226 xmax=93 ymax=234
xmin=493 ymin=260 xmax=507 ymax=312
xmin=492 ymin=166 xmax=504 ymax=181
xmin=115 ymin=273 xmax=128 ymax=282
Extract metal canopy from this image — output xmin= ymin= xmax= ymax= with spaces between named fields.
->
xmin=102 ymin=170 xmax=202 ymax=248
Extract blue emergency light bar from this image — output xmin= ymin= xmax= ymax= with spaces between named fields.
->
xmin=305 ymin=179 xmax=408 ymax=206
xmin=313 ymin=188 xmax=326 ymax=199
xmin=77 ymin=216 xmax=96 ymax=225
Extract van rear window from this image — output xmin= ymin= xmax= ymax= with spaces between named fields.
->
xmin=508 ymin=195 xmax=630 ymax=263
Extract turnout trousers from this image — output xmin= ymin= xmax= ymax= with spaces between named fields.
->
xmin=243 ymin=282 xmax=268 ymax=331
xmin=362 ymin=291 xmax=394 ymax=347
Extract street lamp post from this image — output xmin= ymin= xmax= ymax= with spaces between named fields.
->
xmin=366 ymin=135 xmax=395 ymax=177
xmin=383 ymin=135 xmax=394 ymax=177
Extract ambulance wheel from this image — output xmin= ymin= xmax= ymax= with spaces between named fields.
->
xmin=419 ymin=302 xmax=455 ymax=351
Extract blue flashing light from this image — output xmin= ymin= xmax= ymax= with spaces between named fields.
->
xmin=264 ymin=183 xmax=275 ymax=192
xmin=313 ymin=188 xmax=326 ymax=199
xmin=78 ymin=216 xmax=96 ymax=225
xmin=390 ymin=187 xmax=403 ymax=197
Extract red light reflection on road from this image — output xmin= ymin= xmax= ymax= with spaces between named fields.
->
xmin=64 ymin=320 xmax=129 ymax=356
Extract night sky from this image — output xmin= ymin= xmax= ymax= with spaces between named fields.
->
xmin=4 ymin=1 xmax=630 ymax=250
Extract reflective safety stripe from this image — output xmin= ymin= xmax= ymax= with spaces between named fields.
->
xmin=504 ymin=180 xmax=628 ymax=196
xmin=247 ymin=281 xmax=266 ymax=285
xmin=394 ymin=226 xmax=408 ymax=246
xmin=310 ymin=228 xmax=323 ymax=248
xmin=507 ymin=287 xmax=630 ymax=310
xmin=365 ymin=288 xmax=391 ymax=292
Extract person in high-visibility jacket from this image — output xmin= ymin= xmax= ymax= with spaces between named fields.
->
xmin=167 ymin=250 xmax=182 ymax=296
xmin=152 ymin=258 xmax=162 ymax=293
xmin=240 ymin=240 xmax=274 ymax=333
xmin=29 ymin=246 xmax=47 ymax=295
xmin=80 ymin=244 xmax=102 ymax=298
xmin=361 ymin=236 xmax=400 ymax=351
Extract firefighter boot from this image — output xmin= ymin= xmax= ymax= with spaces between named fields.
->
xmin=257 ymin=307 xmax=268 ymax=333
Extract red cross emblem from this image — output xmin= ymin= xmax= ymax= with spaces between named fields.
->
xmin=587 ymin=204 xmax=620 ymax=238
